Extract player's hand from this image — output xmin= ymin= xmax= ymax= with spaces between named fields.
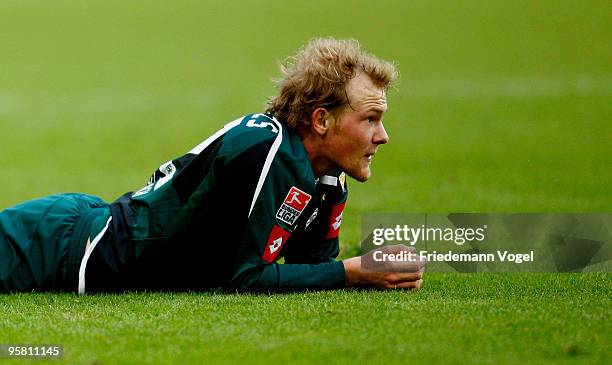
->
xmin=342 ymin=245 xmax=426 ymax=290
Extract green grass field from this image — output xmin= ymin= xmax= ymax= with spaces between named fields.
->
xmin=0 ymin=0 xmax=610 ymax=364
xmin=2 ymin=274 xmax=609 ymax=364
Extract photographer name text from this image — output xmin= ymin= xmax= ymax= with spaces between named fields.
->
xmin=373 ymin=250 xmax=534 ymax=264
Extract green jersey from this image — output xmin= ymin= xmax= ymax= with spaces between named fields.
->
xmin=83 ymin=113 xmax=348 ymax=292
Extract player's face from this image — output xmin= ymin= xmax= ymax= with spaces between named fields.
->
xmin=325 ymin=73 xmax=389 ymax=181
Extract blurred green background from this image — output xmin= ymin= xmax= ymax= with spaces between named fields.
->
xmin=1 ymin=0 xmax=610 ymax=247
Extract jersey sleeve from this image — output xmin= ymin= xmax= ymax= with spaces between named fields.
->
xmin=222 ymin=120 xmax=347 ymax=291
xmin=282 ymin=173 xmax=348 ymax=265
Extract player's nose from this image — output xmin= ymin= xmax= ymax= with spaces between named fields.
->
xmin=373 ymin=122 xmax=389 ymax=145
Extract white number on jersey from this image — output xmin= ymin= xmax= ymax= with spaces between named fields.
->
xmin=246 ymin=114 xmax=279 ymax=133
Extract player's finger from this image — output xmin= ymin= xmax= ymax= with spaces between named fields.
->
xmin=395 ymin=279 xmax=423 ymax=290
xmin=391 ymin=255 xmax=426 ymax=273
xmin=386 ymin=244 xmax=416 ymax=254
xmin=387 ymin=271 xmax=422 ymax=283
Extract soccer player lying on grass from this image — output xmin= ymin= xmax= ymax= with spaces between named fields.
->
xmin=0 ymin=38 xmax=425 ymax=293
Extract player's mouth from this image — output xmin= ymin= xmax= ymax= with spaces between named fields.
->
xmin=364 ymin=152 xmax=376 ymax=161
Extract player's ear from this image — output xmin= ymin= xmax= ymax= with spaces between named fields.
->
xmin=310 ymin=108 xmax=330 ymax=136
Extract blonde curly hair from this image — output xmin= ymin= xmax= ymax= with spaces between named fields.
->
xmin=266 ymin=38 xmax=398 ymax=131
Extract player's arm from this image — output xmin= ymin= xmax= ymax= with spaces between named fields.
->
xmin=278 ymin=184 xmax=424 ymax=290
xmin=227 ymin=170 xmax=424 ymax=291
xmin=227 ymin=188 xmax=347 ymax=291
xmin=227 ymin=181 xmax=347 ymax=291
xmin=222 ymin=138 xmax=348 ymax=290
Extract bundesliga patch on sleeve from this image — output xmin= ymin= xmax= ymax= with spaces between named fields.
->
xmin=326 ymin=202 xmax=346 ymax=239
xmin=275 ymin=186 xmax=312 ymax=225
xmin=262 ymin=225 xmax=292 ymax=263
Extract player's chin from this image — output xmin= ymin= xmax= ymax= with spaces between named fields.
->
xmin=348 ymin=165 xmax=372 ymax=182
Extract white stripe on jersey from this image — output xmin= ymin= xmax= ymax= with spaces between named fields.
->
xmin=248 ymin=116 xmax=283 ymax=217
xmin=78 ymin=216 xmax=113 ymax=295
xmin=188 ymin=117 xmax=243 ymax=155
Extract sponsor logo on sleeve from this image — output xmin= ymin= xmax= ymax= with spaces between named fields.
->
xmin=325 ymin=202 xmax=346 ymax=239
xmin=275 ymin=186 xmax=312 ymax=225
xmin=262 ymin=225 xmax=292 ymax=263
